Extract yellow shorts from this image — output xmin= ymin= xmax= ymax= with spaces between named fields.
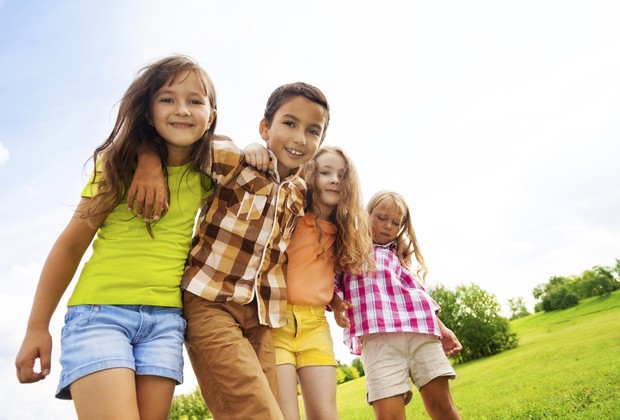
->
xmin=273 ymin=304 xmax=337 ymax=368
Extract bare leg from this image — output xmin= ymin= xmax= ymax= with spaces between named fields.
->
xmin=70 ymin=368 xmax=140 ymax=420
xmin=371 ymin=394 xmax=406 ymax=420
xmin=136 ymin=375 xmax=176 ymax=420
xmin=297 ymin=365 xmax=338 ymax=420
xmin=419 ymin=377 xmax=461 ymax=420
xmin=277 ymin=364 xmax=302 ymax=420
xmin=372 ymin=395 xmax=405 ymax=420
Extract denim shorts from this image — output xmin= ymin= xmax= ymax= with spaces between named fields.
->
xmin=56 ymin=304 xmax=185 ymax=399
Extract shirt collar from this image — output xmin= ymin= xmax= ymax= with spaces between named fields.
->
xmin=268 ymin=149 xmax=303 ymax=182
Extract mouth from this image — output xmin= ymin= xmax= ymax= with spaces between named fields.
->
xmin=325 ymin=189 xmax=340 ymax=194
xmin=169 ymin=122 xmax=193 ymax=129
xmin=285 ymin=147 xmax=304 ymax=157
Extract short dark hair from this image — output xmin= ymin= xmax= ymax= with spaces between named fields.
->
xmin=263 ymin=82 xmax=330 ymax=140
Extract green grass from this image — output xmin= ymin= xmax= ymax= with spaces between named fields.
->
xmin=302 ymin=291 xmax=620 ymax=419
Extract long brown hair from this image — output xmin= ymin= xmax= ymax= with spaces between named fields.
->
xmin=85 ymin=55 xmax=216 ymax=222
xmin=304 ymin=146 xmax=373 ymax=274
xmin=366 ymin=191 xmax=427 ymax=281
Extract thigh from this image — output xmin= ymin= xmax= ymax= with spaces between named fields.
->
xmin=297 ymin=365 xmax=338 ymax=420
xmin=371 ymin=395 xmax=407 ymax=420
xmin=276 ymin=364 xmax=301 ymax=420
xmin=136 ymin=375 xmax=176 ymax=420
xmin=183 ymin=292 xmax=283 ymax=420
xmin=71 ymin=368 xmax=139 ymax=420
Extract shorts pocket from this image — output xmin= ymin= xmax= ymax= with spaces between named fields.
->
xmin=62 ymin=305 xmax=97 ymax=336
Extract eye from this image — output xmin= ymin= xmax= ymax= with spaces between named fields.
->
xmin=159 ymin=98 xmax=173 ymax=103
xmin=309 ymin=128 xmax=321 ymax=136
xmin=190 ymin=99 xmax=205 ymax=105
xmin=284 ymin=121 xmax=295 ymax=127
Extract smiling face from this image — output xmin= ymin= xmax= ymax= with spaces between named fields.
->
xmin=313 ymin=151 xmax=346 ymax=218
xmin=259 ymin=95 xmax=328 ymax=178
xmin=369 ymin=198 xmax=404 ymax=245
xmin=150 ymin=70 xmax=215 ymax=165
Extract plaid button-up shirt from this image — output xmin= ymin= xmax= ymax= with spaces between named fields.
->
xmin=334 ymin=242 xmax=442 ymax=355
xmin=182 ymin=137 xmax=306 ymax=328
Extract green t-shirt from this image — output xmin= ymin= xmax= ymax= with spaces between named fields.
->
xmin=68 ymin=163 xmax=211 ymax=308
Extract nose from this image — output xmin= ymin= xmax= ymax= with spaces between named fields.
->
xmin=292 ymin=129 xmax=306 ymax=145
xmin=175 ymin=102 xmax=190 ymax=116
xmin=329 ymin=174 xmax=340 ymax=184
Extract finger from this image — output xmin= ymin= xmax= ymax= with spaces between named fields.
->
xmin=127 ymin=185 xmax=136 ymax=212
xmin=152 ymin=188 xmax=165 ymax=221
xmin=135 ymin=187 xmax=146 ymax=218
xmin=143 ymin=190 xmax=154 ymax=222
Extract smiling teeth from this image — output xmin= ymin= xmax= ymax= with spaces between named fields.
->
xmin=286 ymin=148 xmax=303 ymax=156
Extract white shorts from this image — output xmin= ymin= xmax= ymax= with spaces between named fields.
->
xmin=361 ymin=332 xmax=456 ymax=405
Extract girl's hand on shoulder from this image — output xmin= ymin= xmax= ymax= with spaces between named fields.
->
xmin=128 ymin=149 xmax=169 ymax=222
xmin=15 ymin=329 xmax=52 ymax=383
xmin=244 ymin=143 xmax=273 ymax=172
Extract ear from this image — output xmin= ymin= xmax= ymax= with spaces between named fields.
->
xmin=206 ymin=109 xmax=217 ymax=129
xmin=259 ymin=118 xmax=270 ymax=141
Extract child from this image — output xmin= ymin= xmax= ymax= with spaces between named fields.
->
xmin=131 ymin=82 xmax=331 ymax=419
xmin=246 ymin=146 xmax=374 ymax=420
xmin=14 ymin=55 xmax=217 ymax=419
xmin=333 ymin=191 xmax=462 ymax=420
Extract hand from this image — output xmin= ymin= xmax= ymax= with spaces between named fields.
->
xmin=329 ymin=294 xmax=353 ymax=329
xmin=127 ymin=150 xmax=168 ymax=221
xmin=438 ymin=323 xmax=462 ymax=357
xmin=15 ymin=329 xmax=52 ymax=384
xmin=244 ymin=143 xmax=273 ymax=172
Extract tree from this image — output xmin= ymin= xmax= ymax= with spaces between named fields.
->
xmin=169 ymin=387 xmax=210 ymax=420
xmin=507 ymin=296 xmax=530 ymax=320
xmin=351 ymin=357 xmax=365 ymax=377
xmin=336 ymin=360 xmax=359 ymax=384
xmin=431 ymin=284 xmax=518 ymax=364
xmin=541 ymin=286 xmax=579 ymax=311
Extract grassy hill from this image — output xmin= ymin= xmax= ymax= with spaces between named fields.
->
xmin=305 ymin=290 xmax=620 ymax=419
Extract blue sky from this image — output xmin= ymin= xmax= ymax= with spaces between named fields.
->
xmin=1 ymin=0 xmax=619 ymax=418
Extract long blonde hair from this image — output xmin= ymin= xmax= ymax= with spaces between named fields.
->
xmin=303 ymin=146 xmax=373 ymax=274
xmin=366 ymin=190 xmax=427 ymax=281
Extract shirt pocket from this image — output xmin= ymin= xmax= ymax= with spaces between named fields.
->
xmin=227 ymin=168 xmax=273 ymax=220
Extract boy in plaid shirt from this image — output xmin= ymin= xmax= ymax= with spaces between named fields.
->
xmin=131 ymin=82 xmax=330 ymax=419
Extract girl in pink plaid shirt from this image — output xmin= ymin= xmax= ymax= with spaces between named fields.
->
xmin=333 ymin=191 xmax=462 ymax=420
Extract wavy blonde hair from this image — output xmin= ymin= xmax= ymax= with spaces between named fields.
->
xmin=303 ymin=146 xmax=373 ymax=274
xmin=366 ymin=190 xmax=427 ymax=281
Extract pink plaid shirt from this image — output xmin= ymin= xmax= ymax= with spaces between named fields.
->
xmin=334 ymin=242 xmax=442 ymax=355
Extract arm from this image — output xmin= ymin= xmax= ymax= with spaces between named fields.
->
xmin=15 ymin=198 xmax=102 ymax=383
xmin=437 ymin=318 xmax=462 ymax=357
xmin=243 ymin=142 xmax=273 ymax=173
xmin=328 ymin=293 xmax=352 ymax=328
xmin=127 ymin=142 xmax=168 ymax=221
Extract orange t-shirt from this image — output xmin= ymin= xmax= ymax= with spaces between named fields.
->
xmin=286 ymin=213 xmax=337 ymax=306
